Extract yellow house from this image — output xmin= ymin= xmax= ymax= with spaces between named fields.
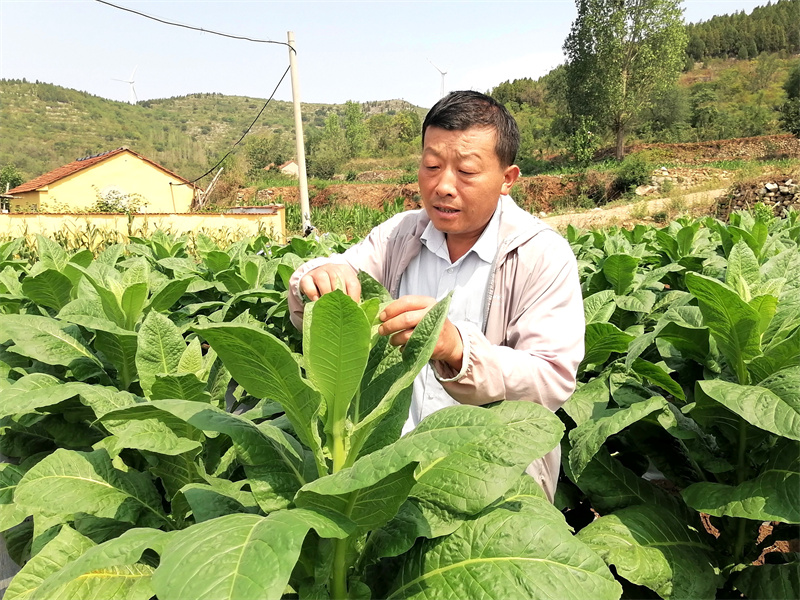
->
xmin=8 ymin=147 xmax=200 ymax=213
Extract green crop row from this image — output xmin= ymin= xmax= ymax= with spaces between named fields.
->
xmin=0 ymin=209 xmax=797 ymax=599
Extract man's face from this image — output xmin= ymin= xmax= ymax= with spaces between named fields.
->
xmin=418 ymin=126 xmax=519 ymax=255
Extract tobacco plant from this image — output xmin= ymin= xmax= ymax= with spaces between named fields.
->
xmin=0 ymin=234 xmax=620 ymax=599
xmin=561 ymin=210 xmax=800 ymax=599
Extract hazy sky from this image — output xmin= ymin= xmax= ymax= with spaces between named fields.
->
xmin=0 ymin=0 xmax=772 ymax=108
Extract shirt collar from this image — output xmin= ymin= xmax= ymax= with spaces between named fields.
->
xmin=421 ymin=200 xmax=501 ymax=265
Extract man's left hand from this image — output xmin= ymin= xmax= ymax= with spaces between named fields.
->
xmin=378 ymin=295 xmax=463 ymax=370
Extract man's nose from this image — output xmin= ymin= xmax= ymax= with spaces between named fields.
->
xmin=435 ymin=167 xmax=457 ymax=197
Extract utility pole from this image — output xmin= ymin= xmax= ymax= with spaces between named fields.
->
xmin=288 ymin=31 xmax=313 ymax=236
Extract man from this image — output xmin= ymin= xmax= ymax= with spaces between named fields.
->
xmin=289 ymin=91 xmax=584 ymax=501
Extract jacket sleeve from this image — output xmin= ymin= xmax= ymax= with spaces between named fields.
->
xmin=287 ymin=212 xmax=411 ymax=329
xmin=433 ymin=230 xmax=585 ymax=412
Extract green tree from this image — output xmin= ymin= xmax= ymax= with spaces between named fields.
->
xmin=563 ymin=0 xmax=688 ymax=159
xmin=343 ymin=101 xmax=368 ymax=158
xmin=0 ymin=164 xmax=24 ymax=192
xmin=307 ymin=113 xmax=348 ymax=178
xmin=780 ymin=60 xmax=800 ymax=137
xmin=245 ymin=133 xmax=292 ymax=177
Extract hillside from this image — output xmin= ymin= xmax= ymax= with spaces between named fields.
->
xmin=0 ymin=79 xmax=423 ymax=184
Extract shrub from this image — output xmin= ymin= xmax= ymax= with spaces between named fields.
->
xmin=570 ymin=116 xmax=600 ymax=166
xmin=612 ymin=152 xmax=652 ymax=194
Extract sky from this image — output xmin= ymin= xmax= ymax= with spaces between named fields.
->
xmin=0 ymin=0 xmax=776 ymax=109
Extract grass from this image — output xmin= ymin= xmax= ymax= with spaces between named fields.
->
xmin=284 ymin=197 xmax=407 ymax=239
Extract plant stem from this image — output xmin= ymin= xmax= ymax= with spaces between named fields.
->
xmin=331 ymin=421 xmax=347 ymax=474
xmin=328 ymin=419 xmax=350 ymax=598
xmin=733 ymin=416 xmax=748 ymax=563
xmin=331 ymin=538 xmax=349 ymax=600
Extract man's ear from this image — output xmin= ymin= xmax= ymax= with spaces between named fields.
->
xmin=500 ymin=165 xmax=521 ymax=195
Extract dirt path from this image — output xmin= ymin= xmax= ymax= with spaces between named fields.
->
xmin=542 ymin=188 xmax=728 ymax=231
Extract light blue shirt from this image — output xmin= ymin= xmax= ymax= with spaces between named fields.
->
xmin=399 ymin=204 xmax=501 ymax=434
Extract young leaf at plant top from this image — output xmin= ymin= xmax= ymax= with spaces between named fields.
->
xmin=303 ymin=290 xmax=371 ymax=468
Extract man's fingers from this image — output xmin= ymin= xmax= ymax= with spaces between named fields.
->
xmin=379 ymin=308 xmax=427 ymax=337
xmin=299 ymin=275 xmax=320 ymax=301
xmin=300 ymin=265 xmax=361 ymax=303
xmin=341 ymin=273 xmax=362 ymax=303
xmin=389 ymin=330 xmax=413 ymax=348
xmin=379 ymin=295 xmax=434 ymax=321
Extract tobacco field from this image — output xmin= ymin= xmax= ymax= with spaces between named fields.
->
xmin=0 ymin=210 xmax=797 ymax=599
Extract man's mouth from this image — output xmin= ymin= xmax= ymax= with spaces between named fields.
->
xmin=436 ymin=206 xmax=459 ymax=213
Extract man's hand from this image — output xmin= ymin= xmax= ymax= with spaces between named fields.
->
xmin=299 ymin=264 xmax=361 ymax=303
xmin=378 ymin=295 xmax=463 ymax=370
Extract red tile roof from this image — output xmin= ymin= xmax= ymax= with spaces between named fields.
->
xmin=8 ymin=147 xmax=199 ymax=194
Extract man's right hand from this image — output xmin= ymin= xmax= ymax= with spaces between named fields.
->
xmin=298 ymin=263 xmax=361 ymax=303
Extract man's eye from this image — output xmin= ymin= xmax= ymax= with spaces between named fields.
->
xmin=459 ymin=170 xmax=476 ymax=175
xmin=424 ymin=165 xmax=439 ymax=170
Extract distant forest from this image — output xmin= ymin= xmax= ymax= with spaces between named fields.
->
xmin=685 ymin=0 xmax=799 ymax=61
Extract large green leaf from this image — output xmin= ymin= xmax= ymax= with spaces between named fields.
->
xmin=0 ymin=463 xmax=29 ymax=531
xmin=304 ymin=290 xmax=371 ymax=431
xmin=151 ymin=510 xmax=353 ymax=600
xmin=58 ymin=297 xmax=131 ymax=335
xmin=15 ymin=448 xmax=171 ymax=529
xmin=5 ymin=525 xmax=89 ymax=600
xmin=300 ymin=402 xmax=560 ymax=515
xmin=384 ymin=496 xmax=621 ymax=600
xmin=0 ymin=314 xmax=102 ymax=369
xmin=631 ymin=358 xmax=685 ymax=401
xmin=580 ymin=322 xmax=634 ymax=372
xmin=146 ymin=277 xmax=193 ymax=313
xmin=348 ymin=294 xmax=451 ymax=461
xmin=121 ymin=282 xmax=148 ymax=330
xmin=178 ymin=480 xmax=260 ymax=522
xmin=0 ymin=376 xmax=95 ymax=419
xmin=22 ymin=269 xmax=73 ymax=311
xmin=569 ymin=396 xmax=667 ymax=479
xmin=750 ymin=326 xmax=800 ymax=382
xmin=151 ymin=373 xmax=211 ymax=403
xmin=685 ymin=272 xmax=762 ymax=383
xmin=603 ymin=254 xmax=639 ymax=295
xmin=568 ymin=448 xmax=678 ymax=514
xmin=734 ymin=560 xmax=800 ymax=600
xmin=577 ymin=504 xmax=721 ymax=600
xmin=30 ymin=528 xmax=172 ymax=600
xmin=72 ymin=264 xmax=127 ymax=328
xmin=726 ymin=240 xmax=761 ymax=300
xmin=682 ymin=439 xmax=799 ymax=523
xmin=614 ymin=289 xmax=656 ymax=313
xmin=101 ymin=399 xmax=305 ymax=480
xmin=94 ymin=330 xmax=138 ymax=390
xmin=35 ymin=234 xmax=69 ymax=273
xmin=194 ymin=322 xmax=323 ymax=462
xmin=411 ymin=401 xmax=563 ymax=517
xmin=295 ymin=463 xmax=417 ymax=535
xmin=136 ymin=311 xmax=186 ymax=397
xmin=562 ymin=373 xmax=609 ymax=426
xmin=697 ymin=375 xmax=800 ymax=440
xmin=583 ymin=290 xmax=616 ymax=324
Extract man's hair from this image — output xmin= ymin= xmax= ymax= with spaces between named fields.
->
xmin=422 ymin=90 xmax=520 ymax=167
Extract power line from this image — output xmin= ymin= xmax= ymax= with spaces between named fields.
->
xmin=95 ymin=0 xmax=294 ymax=52
xmin=181 ymin=65 xmax=292 ymax=186
xmin=94 ymin=0 xmax=296 ymax=186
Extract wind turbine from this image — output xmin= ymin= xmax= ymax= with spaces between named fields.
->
xmin=112 ymin=65 xmax=138 ymax=104
xmin=427 ymin=58 xmax=447 ymax=99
